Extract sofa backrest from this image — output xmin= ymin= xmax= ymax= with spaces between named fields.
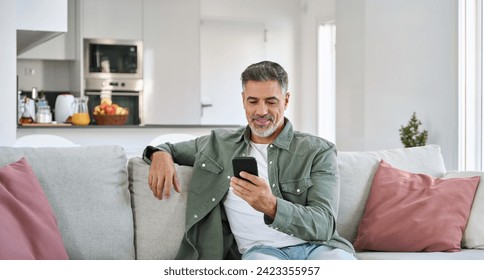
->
xmin=336 ymin=144 xmax=447 ymax=244
xmin=127 ymin=145 xmax=447 ymax=259
xmin=0 ymin=145 xmax=135 ymax=260
xmin=128 ymin=156 xmax=191 ymax=259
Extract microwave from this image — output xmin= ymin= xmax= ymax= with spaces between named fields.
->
xmin=84 ymin=38 xmax=143 ymax=80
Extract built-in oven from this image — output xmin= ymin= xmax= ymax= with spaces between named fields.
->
xmin=85 ymin=88 xmax=142 ymax=126
xmin=84 ymin=38 xmax=143 ymax=125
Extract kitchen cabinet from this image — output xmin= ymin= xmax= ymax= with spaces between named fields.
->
xmin=82 ymin=0 xmax=142 ymax=40
xmin=17 ymin=0 xmax=76 ymax=60
xmin=16 ymin=0 xmax=68 ymax=55
xmin=142 ymin=0 xmax=201 ymax=125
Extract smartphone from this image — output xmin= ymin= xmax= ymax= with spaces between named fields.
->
xmin=232 ymin=157 xmax=258 ymax=182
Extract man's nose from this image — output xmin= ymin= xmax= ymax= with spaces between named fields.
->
xmin=256 ymin=103 xmax=268 ymax=115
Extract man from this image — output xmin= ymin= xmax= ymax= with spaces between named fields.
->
xmin=142 ymin=61 xmax=355 ymax=260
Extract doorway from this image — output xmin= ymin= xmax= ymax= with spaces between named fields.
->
xmin=200 ymin=19 xmax=267 ymax=125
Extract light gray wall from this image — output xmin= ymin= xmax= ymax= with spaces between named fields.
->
xmin=336 ymin=0 xmax=458 ymax=170
xmin=0 ymin=0 xmax=17 ymax=146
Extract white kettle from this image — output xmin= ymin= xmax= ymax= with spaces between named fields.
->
xmin=55 ymin=94 xmax=75 ymax=123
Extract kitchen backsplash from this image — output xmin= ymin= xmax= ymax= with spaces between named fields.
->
xmin=17 ymin=59 xmax=72 ymax=91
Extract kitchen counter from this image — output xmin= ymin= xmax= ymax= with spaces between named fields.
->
xmin=16 ymin=124 xmax=242 ymax=157
xmin=18 ymin=124 xmax=242 ymax=129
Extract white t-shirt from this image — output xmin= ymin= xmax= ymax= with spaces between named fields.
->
xmin=223 ymin=142 xmax=305 ymax=254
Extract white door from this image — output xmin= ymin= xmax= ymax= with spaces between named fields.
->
xmin=200 ymin=19 xmax=267 ymax=125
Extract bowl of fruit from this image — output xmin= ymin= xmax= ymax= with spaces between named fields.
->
xmin=92 ymin=98 xmax=129 ymax=125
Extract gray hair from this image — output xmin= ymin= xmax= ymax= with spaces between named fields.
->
xmin=241 ymin=61 xmax=288 ymax=94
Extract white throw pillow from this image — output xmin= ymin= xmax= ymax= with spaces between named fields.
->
xmin=444 ymin=171 xmax=484 ymax=249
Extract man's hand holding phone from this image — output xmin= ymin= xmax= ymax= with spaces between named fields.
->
xmin=230 ymin=157 xmax=277 ymax=218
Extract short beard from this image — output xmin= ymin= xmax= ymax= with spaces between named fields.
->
xmin=249 ymin=114 xmax=282 ymax=138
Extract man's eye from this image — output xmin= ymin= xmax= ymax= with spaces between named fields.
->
xmin=267 ymin=100 xmax=278 ymax=105
xmin=249 ymin=100 xmax=258 ymax=104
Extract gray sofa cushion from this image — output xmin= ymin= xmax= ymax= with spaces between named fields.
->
xmin=128 ymin=156 xmax=192 ymax=259
xmin=0 ymin=145 xmax=135 ymax=260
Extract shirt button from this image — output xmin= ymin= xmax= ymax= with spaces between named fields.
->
xmin=242 ymin=153 xmax=246 ymax=156
xmin=275 ymin=227 xmax=279 ymax=230
xmin=296 ymin=189 xmax=301 ymax=193
xmin=270 ymin=144 xmax=273 ymax=148
xmin=227 ymin=176 xmax=231 ymax=179
xmin=201 ymin=163 xmax=206 ymax=168
xmin=269 ymin=161 xmax=273 ymax=165
xmin=194 ymin=215 xmax=198 ymax=219
xmin=272 ymin=184 xmax=276 ymax=187
xmin=211 ymin=198 xmax=216 ymax=202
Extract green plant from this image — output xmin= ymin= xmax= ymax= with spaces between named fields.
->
xmin=399 ymin=112 xmax=428 ymax=148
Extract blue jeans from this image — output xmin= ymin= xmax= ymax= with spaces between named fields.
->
xmin=242 ymin=243 xmax=356 ymax=260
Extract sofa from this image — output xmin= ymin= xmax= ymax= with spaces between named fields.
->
xmin=0 ymin=144 xmax=483 ymax=260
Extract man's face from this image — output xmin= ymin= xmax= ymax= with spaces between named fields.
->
xmin=242 ymin=80 xmax=290 ymax=143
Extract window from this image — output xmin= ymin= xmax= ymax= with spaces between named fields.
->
xmin=318 ymin=22 xmax=336 ymax=143
xmin=459 ymin=0 xmax=483 ymax=170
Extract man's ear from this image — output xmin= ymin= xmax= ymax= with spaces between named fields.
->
xmin=284 ymin=92 xmax=290 ymax=110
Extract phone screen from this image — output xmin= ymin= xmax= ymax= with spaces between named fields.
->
xmin=232 ymin=157 xmax=258 ymax=181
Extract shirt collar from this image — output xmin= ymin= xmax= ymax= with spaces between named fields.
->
xmin=235 ymin=118 xmax=294 ymax=151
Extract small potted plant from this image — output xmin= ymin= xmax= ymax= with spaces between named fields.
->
xmin=399 ymin=112 xmax=428 ymax=148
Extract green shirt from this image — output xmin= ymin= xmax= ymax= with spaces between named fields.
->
xmin=143 ymin=119 xmax=355 ymax=259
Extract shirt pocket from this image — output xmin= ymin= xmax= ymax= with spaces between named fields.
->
xmin=190 ymin=152 xmax=224 ymax=195
xmin=280 ymin=178 xmax=313 ymax=204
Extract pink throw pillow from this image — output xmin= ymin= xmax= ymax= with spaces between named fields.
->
xmin=354 ymin=160 xmax=479 ymax=252
xmin=0 ymin=158 xmax=69 ymax=260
